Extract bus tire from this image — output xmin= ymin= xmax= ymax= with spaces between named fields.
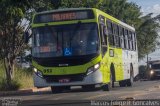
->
xmin=102 ymin=83 xmax=110 ymax=91
xmin=126 ymin=65 xmax=134 ymax=87
xmin=119 ymin=80 xmax=126 ymax=87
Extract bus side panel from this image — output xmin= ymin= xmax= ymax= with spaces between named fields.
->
xmin=122 ymin=50 xmax=139 ymax=80
xmin=122 ymin=50 xmax=130 ymax=80
xmin=100 ymin=52 xmax=110 ymax=84
xmin=114 ymin=48 xmax=123 ymax=81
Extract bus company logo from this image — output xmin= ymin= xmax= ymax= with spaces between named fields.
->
xmin=59 ymin=64 xmax=69 ymax=67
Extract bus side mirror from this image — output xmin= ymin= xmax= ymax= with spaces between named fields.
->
xmin=23 ymin=31 xmax=30 ymax=44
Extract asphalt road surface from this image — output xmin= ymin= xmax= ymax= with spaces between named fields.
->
xmin=1 ymin=80 xmax=160 ymax=106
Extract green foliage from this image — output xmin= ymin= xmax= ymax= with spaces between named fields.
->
xmin=13 ymin=67 xmax=33 ymax=89
xmin=0 ymin=0 xmax=33 ymax=86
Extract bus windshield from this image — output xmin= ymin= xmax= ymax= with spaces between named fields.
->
xmin=152 ymin=64 xmax=160 ymax=69
xmin=32 ymin=23 xmax=99 ymax=58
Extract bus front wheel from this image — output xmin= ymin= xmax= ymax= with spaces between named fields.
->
xmin=119 ymin=80 xmax=126 ymax=87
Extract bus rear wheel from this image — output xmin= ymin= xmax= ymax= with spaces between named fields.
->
xmin=126 ymin=75 xmax=133 ymax=87
xmin=126 ymin=66 xmax=134 ymax=87
xmin=119 ymin=80 xmax=126 ymax=87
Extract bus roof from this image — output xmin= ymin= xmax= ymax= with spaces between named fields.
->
xmin=34 ymin=8 xmax=135 ymax=31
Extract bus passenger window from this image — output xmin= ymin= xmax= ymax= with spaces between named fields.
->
xmin=117 ymin=25 xmax=121 ymax=48
xmin=124 ymin=29 xmax=129 ymax=49
xmin=115 ymin=25 xmax=120 ymax=48
xmin=123 ymin=28 xmax=126 ymax=49
xmin=121 ymin=27 xmax=124 ymax=49
xmin=129 ymin=31 xmax=133 ymax=50
xmin=128 ymin=31 xmax=131 ymax=50
xmin=107 ymin=20 xmax=114 ymax=46
xmin=134 ymin=33 xmax=137 ymax=51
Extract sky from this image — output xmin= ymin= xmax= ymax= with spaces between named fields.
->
xmin=128 ymin=0 xmax=160 ymax=65
xmin=128 ymin=0 xmax=160 ymax=16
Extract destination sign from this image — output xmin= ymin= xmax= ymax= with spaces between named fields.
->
xmin=34 ymin=10 xmax=94 ymax=23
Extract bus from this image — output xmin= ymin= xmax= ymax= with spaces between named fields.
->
xmin=31 ymin=8 xmax=138 ymax=93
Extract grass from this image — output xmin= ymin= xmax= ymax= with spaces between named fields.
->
xmin=0 ymin=61 xmax=34 ymax=91
xmin=14 ymin=67 xmax=33 ymax=89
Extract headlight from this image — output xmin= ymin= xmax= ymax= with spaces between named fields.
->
xmin=34 ymin=68 xmax=43 ymax=78
xmin=33 ymin=68 xmax=37 ymax=73
xmin=150 ymin=70 xmax=154 ymax=75
xmin=86 ymin=63 xmax=100 ymax=75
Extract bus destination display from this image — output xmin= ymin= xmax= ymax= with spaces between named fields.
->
xmin=34 ymin=10 xmax=94 ymax=23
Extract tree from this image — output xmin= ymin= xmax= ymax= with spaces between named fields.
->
xmin=0 ymin=0 xmax=32 ymax=87
xmin=137 ymin=14 xmax=160 ymax=59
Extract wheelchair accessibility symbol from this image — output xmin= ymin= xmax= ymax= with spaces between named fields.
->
xmin=64 ymin=48 xmax=72 ymax=56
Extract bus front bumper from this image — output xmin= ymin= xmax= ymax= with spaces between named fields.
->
xmin=33 ymin=70 xmax=103 ymax=87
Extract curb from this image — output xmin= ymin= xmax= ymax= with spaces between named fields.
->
xmin=0 ymin=87 xmax=50 ymax=96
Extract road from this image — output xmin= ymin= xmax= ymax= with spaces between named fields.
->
xmin=1 ymin=80 xmax=160 ymax=106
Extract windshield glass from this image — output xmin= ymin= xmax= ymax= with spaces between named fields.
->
xmin=32 ymin=23 xmax=99 ymax=58
xmin=152 ymin=64 xmax=160 ymax=69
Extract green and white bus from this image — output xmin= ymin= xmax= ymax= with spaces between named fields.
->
xmin=31 ymin=8 xmax=138 ymax=93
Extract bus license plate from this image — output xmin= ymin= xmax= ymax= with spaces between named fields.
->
xmin=59 ymin=79 xmax=70 ymax=83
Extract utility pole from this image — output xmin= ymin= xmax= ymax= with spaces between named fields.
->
xmin=147 ymin=54 xmax=149 ymax=69
xmin=146 ymin=54 xmax=151 ymax=79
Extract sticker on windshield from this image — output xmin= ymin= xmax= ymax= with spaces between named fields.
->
xmin=40 ymin=46 xmax=51 ymax=53
xmin=64 ymin=48 xmax=72 ymax=56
